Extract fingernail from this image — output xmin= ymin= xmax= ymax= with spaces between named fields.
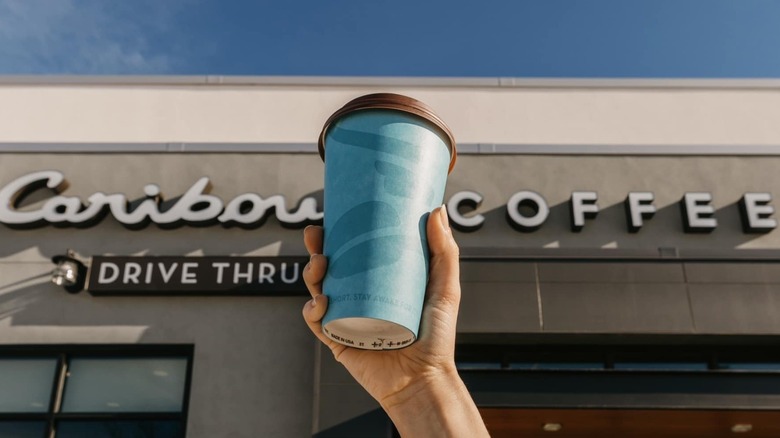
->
xmin=439 ymin=204 xmax=450 ymax=233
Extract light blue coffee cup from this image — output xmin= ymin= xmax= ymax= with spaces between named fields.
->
xmin=317 ymin=94 xmax=456 ymax=350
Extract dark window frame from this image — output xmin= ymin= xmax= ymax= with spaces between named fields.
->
xmin=455 ymin=335 xmax=780 ymax=410
xmin=0 ymin=344 xmax=194 ymax=438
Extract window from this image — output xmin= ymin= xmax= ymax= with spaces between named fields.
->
xmin=453 ymin=340 xmax=780 ymax=410
xmin=0 ymin=345 xmax=192 ymax=438
xmin=455 ymin=340 xmax=780 ymax=373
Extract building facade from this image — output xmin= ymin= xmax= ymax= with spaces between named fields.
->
xmin=1 ymin=77 xmax=780 ymax=437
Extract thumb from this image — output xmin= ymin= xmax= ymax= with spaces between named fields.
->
xmin=425 ymin=205 xmax=461 ymax=315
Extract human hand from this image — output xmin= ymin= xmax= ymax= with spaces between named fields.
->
xmin=302 ymin=205 xmax=489 ymax=437
xmin=301 ymin=205 xmax=462 ymax=409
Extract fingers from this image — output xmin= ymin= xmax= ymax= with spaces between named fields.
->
xmin=424 ymin=205 xmax=461 ymax=316
xmin=303 ymin=225 xmax=327 ymax=297
xmin=302 ymin=294 xmax=337 ymax=347
xmin=303 ymin=254 xmax=328 ymax=297
xmin=304 ymin=225 xmax=324 ymax=255
xmin=301 ymin=225 xmax=342 ymax=354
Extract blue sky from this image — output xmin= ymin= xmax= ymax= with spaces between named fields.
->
xmin=1 ymin=0 xmax=779 ymax=77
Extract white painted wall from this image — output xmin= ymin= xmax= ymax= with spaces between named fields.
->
xmin=1 ymin=79 xmax=779 ymax=146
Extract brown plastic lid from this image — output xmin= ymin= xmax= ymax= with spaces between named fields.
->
xmin=317 ymin=93 xmax=457 ymax=174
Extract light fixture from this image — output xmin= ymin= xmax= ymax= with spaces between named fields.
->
xmin=542 ymin=423 xmax=562 ymax=432
xmin=731 ymin=424 xmax=753 ymax=433
xmin=51 ymin=250 xmax=86 ymax=293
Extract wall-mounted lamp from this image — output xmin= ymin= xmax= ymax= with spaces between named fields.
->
xmin=731 ymin=424 xmax=753 ymax=433
xmin=51 ymin=250 xmax=87 ymax=293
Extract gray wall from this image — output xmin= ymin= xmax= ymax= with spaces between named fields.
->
xmin=2 ymin=152 xmax=780 ymax=436
xmin=0 ymin=154 xmax=323 ymax=438
xmin=458 ymin=260 xmax=780 ymax=335
xmin=448 ymin=155 xmax=780 ymax=252
xmin=235 ymin=153 xmax=780 ymax=435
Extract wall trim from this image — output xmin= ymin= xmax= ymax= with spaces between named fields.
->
xmin=1 ymin=75 xmax=780 ymax=90
xmin=2 ymin=142 xmax=780 ymax=155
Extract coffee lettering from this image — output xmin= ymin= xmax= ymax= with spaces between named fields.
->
xmin=446 ymin=191 xmax=484 ymax=232
xmin=0 ymin=171 xmax=322 ymax=229
xmin=1 ymin=171 xmax=776 ymax=236
xmin=681 ymin=192 xmax=717 ymax=233
xmin=506 ymin=191 xmax=549 ymax=232
xmin=570 ymin=191 xmax=599 ymax=232
xmin=740 ymin=193 xmax=777 ymax=233
xmin=0 ymin=170 xmax=65 ymax=225
xmin=273 ymin=196 xmax=322 ymax=226
xmin=625 ymin=192 xmax=656 ymax=233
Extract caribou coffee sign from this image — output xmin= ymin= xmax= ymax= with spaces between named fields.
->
xmin=0 ymin=170 xmax=776 ymax=234
xmin=0 ymin=171 xmax=321 ymax=229
xmin=88 ymin=256 xmax=307 ymax=295
xmin=448 ymin=190 xmax=777 ymax=234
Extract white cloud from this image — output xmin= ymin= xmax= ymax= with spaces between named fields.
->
xmin=0 ymin=0 xmax=186 ymax=74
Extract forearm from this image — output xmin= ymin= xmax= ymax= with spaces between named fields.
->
xmin=381 ymin=367 xmax=490 ymax=438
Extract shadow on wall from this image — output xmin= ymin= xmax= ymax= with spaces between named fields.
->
xmin=0 ymin=275 xmax=151 ymax=341
xmin=0 ymin=272 xmax=50 ymax=321
xmin=0 ymin=183 xmax=316 ymax=338
xmin=0 ymin=275 xmax=307 ymax=329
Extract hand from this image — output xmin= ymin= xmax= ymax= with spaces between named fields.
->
xmin=302 ymin=206 xmax=489 ymax=437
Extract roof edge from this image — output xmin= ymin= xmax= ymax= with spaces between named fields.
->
xmin=3 ymin=142 xmax=780 ymax=156
xmin=1 ymin=75 xmax=780 ymax=89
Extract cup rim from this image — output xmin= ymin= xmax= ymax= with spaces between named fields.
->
xmin=317 ymin=93 xmax=457 ymax=174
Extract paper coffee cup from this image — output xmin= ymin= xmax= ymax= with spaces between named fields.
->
xmin=317 ymin=93 xmax=456 ymax=350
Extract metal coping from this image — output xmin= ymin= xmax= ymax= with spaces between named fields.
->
xmin=2 ymin=142 xmax=780 ymax=155
xmin=1 ymin=75 xmax=780 ymax=89
xmin=458 ymin=248 xmax=780 ymax=261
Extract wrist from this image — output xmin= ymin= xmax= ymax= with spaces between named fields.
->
xmin=379 ymin=362 xmax=460 ymax=415
xmin=380 ymin=364 xmax=489 ymax=438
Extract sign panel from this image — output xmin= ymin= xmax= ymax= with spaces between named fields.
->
xmin=0 ymin=170 xmax=776 ymax=235
xmin=88 ymin=256 xmax=309 ymax=296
